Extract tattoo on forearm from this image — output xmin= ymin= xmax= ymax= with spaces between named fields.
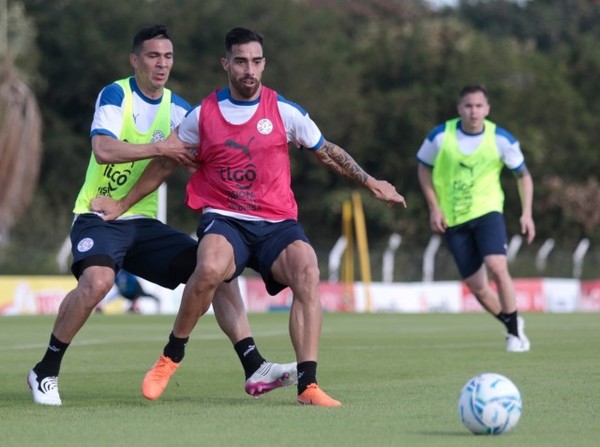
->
xmin=321 ymin=141 xmax=368 ymax=184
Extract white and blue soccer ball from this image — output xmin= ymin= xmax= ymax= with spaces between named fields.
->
xmin=458 ymin=373 xmax=522 ymax=435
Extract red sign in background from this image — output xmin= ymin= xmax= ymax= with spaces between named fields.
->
xmin=460 ymin=279 xmax=546 ymax=313
xmin=579 ymin=280 xmax=600 ymax=311
xmin=244 ymin=278 xmax=353 ymax=312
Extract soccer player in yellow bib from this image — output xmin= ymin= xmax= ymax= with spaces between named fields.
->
xmin=27 ymin=24 xmax=296 ymax=406
xmin=92 ymin=27 xmax=407 ymax=407
xmin=417 ymin=84 xmax=535 ymax=352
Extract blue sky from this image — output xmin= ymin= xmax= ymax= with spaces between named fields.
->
xmin=428 ymin=0 xmax=458 ymax=6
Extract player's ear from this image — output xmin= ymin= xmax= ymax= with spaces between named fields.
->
xmin=221 ymin=57 xmax=229 ymax=72
xmin=482 ymin=103 xmax=491 ymax=119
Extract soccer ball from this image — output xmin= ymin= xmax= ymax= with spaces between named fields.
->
xmin=458 ymin=373 xmax=522 ymax=435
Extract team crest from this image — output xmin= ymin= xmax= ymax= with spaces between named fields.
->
xmin=77 ymin=237 xmax=94 ymax=253
xmin=151 ymin=130 xmax=166 ymax=143
xmin=257 ymin=119 xmax=273 ymax=135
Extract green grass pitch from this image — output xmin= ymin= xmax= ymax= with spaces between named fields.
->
xmin=1 ymin=312 xmax=598 ymax=447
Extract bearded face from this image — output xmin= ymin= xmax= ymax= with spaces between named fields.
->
xmin=222 ymin=41 xmax=265 ymax=101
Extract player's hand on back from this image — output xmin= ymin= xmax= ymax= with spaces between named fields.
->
xmin=158 ymin=131 xmax=199 ymax=169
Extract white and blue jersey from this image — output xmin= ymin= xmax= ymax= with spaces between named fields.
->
xmin=178 ymin=87 xmax=324 ymax=150
xmin=90 ymin=77 xmax=191 ymax=138
xmin=416 ymin=120 xmax=525 ymax=171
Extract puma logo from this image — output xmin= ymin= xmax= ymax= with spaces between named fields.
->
xmin=225 ymin=137 xmax=255 ymax=159
xmin=459 ymin=161 xmax=474 ymax=175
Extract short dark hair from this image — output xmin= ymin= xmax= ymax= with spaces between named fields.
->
xmin=132 ymin=24 xmax=171 ymax=54
xmin=224 ymin=27 xmax=263 ymax=55
xmin=459 ymin=84 xmax=488 ymax=100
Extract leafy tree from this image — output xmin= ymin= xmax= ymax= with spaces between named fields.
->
xmin=457 ymin=0 xmax=600 ymax=242
xmin=3 ymin=0 xmax=599 ymax=276
xmin=0 ymin=1 xmax=41 ymax=248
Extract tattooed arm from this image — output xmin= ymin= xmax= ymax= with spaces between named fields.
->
xmin=311 ymin=140 xmax=407 ymax=208
xmin=312 ymin=141 xmax=368 ymax=182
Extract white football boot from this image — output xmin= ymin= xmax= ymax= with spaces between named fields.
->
xmin=506 ymin=316 xmax=530 ymax=352
xmin=27 ymin=369 xmax=62 ymax=406
xmin=244 ymin=362 xmax=297 ymax=398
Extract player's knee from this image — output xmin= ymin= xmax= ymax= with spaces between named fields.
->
xmin=77 ymin=272 xmax=114 ymax=307
xmin=304 ymin=263 xmax=320 ymax=284
xmin=466 ymin=281 xmax=488 ymax=298
xmin=194 ymin=261 xmax=228 ymax=288
xmin=487 ymin=265 xmax=511 ymax=283
xmin=290 ymin=262 xmax=320 ymax=290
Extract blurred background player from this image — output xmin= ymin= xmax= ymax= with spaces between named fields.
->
xmin=416 ymin=84 xmax=535 ymax=352
xmin=96 ymin=269 xmax=161 ymax=314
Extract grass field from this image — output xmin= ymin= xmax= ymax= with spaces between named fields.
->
xmin=1 ymin=312 xmax=599 ymax=447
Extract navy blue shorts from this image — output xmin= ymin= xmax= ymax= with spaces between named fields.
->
xmin=70 ymin=214 xmax=197 ymax=289
xmin=444 ymin=211 xmax=508 ymax=278
xmin=197 ymin=213 xmax=310 ymax=295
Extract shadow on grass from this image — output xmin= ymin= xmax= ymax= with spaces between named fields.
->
xmin=415 ymin=431 xmax=484 ymax=437
xmin=56 ymin=393 xmax=297 ymax=408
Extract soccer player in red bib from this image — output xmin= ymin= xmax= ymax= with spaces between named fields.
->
xmin=95 ymin=27 xmax=406 ymax=406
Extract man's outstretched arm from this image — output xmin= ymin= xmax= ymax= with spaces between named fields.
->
xmin=311 ymin=140 xmax=407 ymax=208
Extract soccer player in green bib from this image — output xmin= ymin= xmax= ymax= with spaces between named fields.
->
xmin=27 ymin=24 xmax=296 ymax=406
xmin=417 ymin=84 xmax=535 ymax=352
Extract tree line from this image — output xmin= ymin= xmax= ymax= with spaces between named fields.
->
xmin=1 ymin=0 xmax=599 ymax=278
